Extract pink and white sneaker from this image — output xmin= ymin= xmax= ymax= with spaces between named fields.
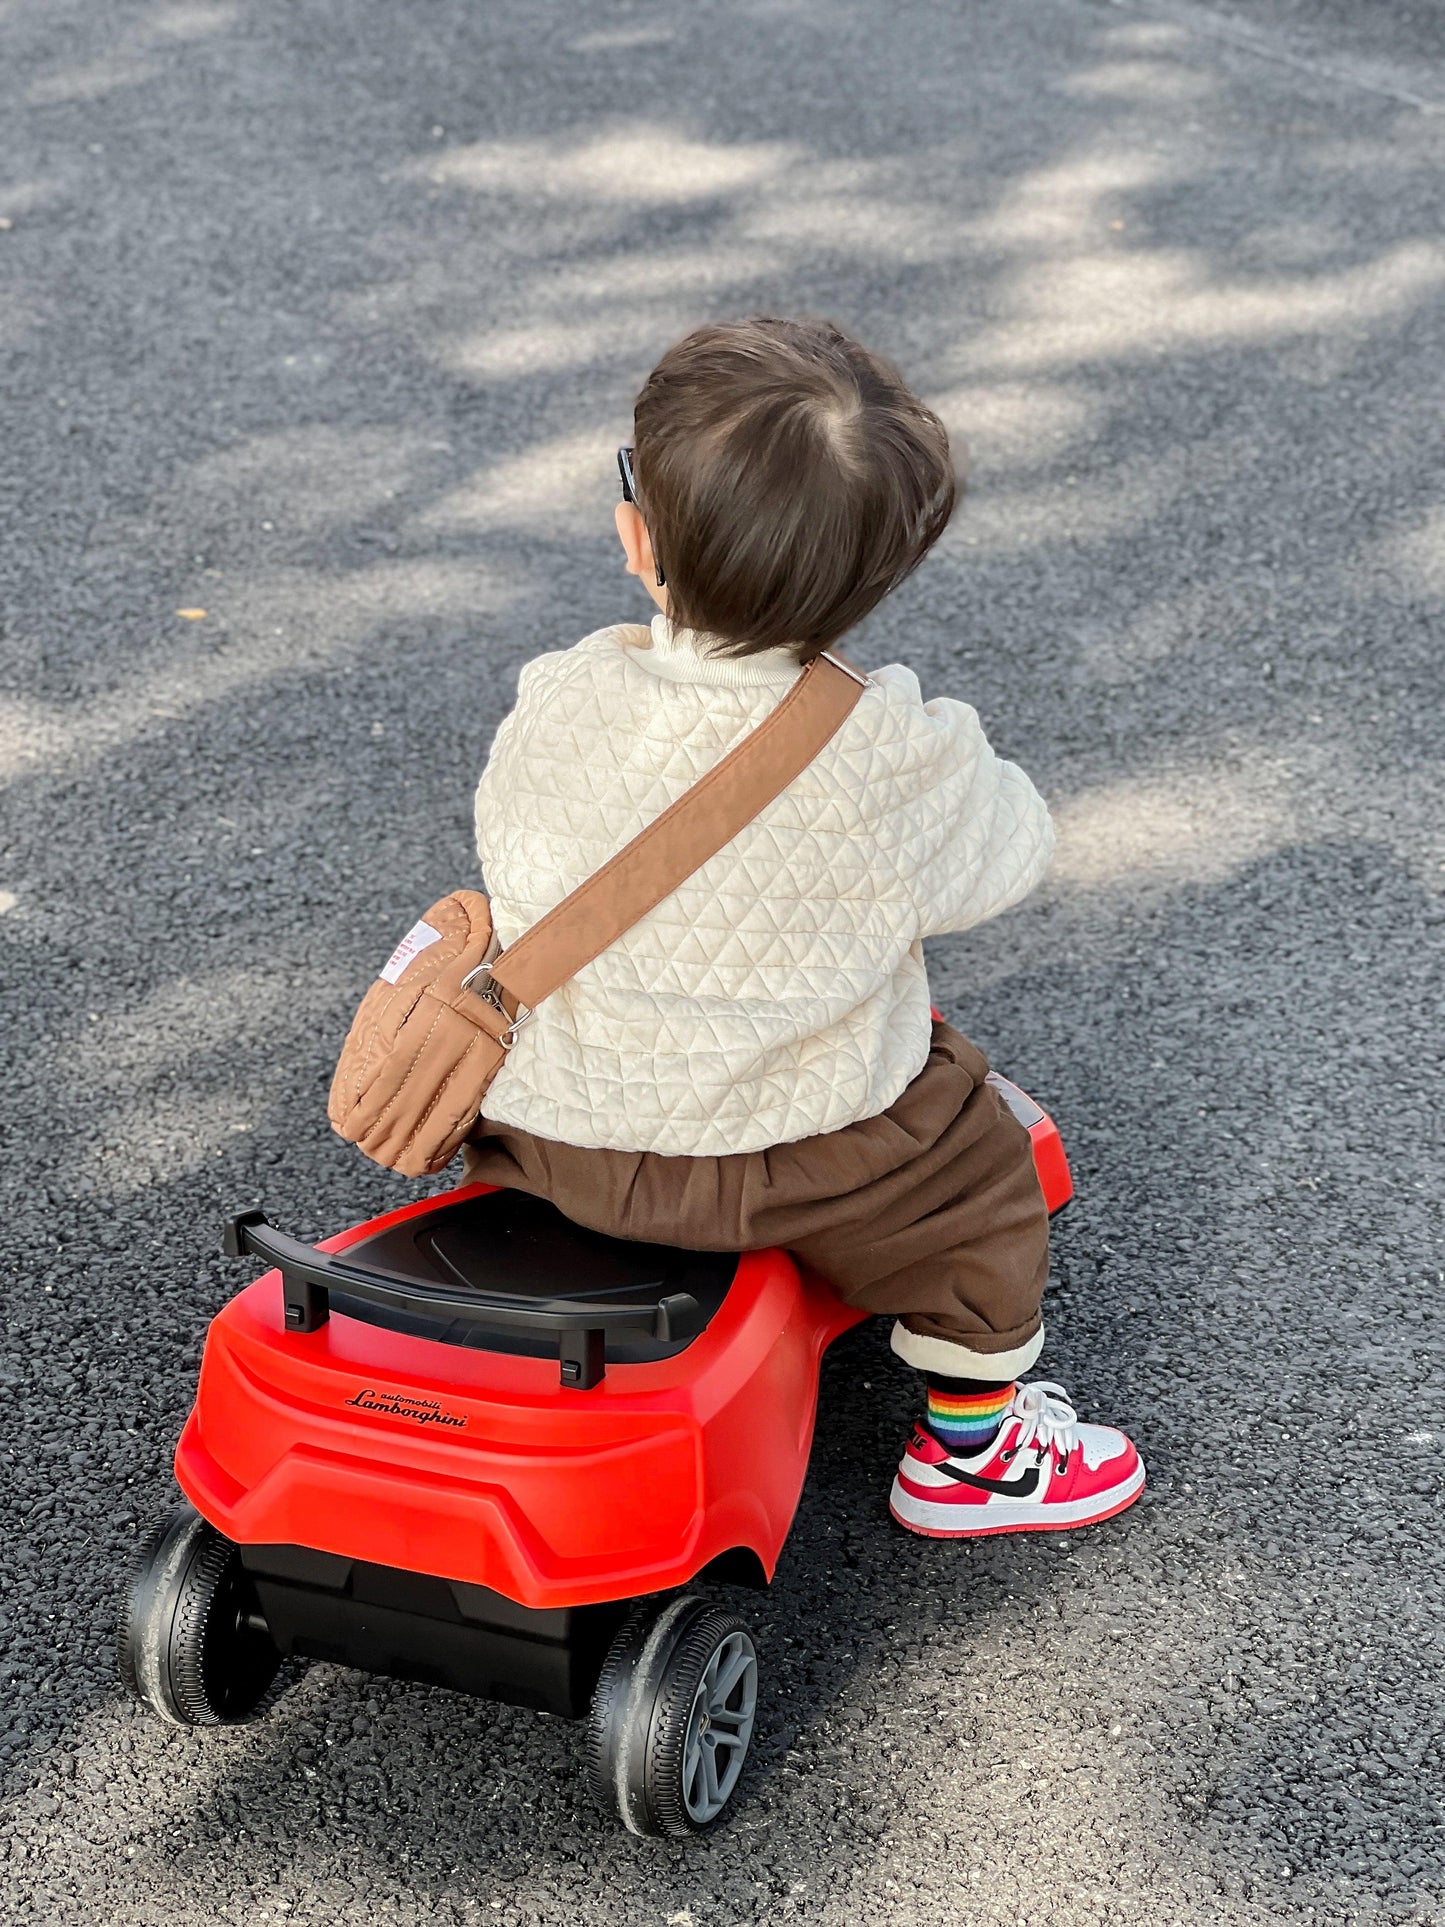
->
xmin=889 ymin=1380 xmax=1145 ymax=1538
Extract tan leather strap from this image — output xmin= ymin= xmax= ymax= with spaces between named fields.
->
xmin=487 ymin=652 xmax=868 ymax=1016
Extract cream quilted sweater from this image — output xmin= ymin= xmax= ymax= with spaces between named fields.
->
xmin=474 ymin=617 xmax=1054 ymax=1156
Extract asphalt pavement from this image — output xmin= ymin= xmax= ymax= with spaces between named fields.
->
xmin=2 ymin=0 xmax=1442 ymax=1921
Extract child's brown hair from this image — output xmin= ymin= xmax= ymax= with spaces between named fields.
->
xmin=632 ymin=316 xmax=958 ymax=660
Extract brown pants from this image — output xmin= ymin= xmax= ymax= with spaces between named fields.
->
xmin=462 ymin=1021 xmax=1049 ymax=1380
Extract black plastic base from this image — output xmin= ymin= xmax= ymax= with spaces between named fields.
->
xmin=240 ymin=1545 xmax=630 ymax=1719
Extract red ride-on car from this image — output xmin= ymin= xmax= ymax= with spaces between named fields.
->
xmin=120 ymin=1074 xmax=1071 ymax=1837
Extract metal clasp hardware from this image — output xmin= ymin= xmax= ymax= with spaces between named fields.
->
xmin=459 ymin=959 xmax=505 ymax=1010
xmin=460 ymin=959 xmax=532 ymax=1046
xmin=819 ymin=651 xmax=870 ymax=686
xmin=499 ymin=1007 xmax=533 ymax=1049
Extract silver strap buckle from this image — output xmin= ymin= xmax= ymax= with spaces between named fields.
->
xmin=819 ymin=651 xmax=870 ymax=686
xmin=460 ymin=960 xmax=532 ymax=1048
xmin=499 ymin=1007 xmax=533 ymax=1049
xmin=459 ymin=959 xmax=504 ymax=1009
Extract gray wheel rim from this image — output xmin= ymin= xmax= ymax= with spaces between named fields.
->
xmin=681 ymin=1629 xmax=757 ymax=1824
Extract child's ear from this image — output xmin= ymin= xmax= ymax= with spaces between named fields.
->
xmin=615 ymin=500 xmax=670 ymax=612
xmin=615 ymin=500 xmax=650 ymax=578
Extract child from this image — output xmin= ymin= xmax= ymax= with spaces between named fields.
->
xmin=463 ymin=316 xmax=1143 ymax=1537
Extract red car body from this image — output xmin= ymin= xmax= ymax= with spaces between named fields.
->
xmin=176 ymin=1076 xmax=1070 ymax=1613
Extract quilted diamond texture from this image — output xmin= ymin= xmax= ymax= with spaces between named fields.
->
xmin=474 ymin=624 xmax=1054 ymax=1155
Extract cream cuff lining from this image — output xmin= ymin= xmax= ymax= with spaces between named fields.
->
xmin=889 ymin=1320 xmax=1046 ymax=1380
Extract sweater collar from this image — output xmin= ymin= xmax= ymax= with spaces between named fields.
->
xmin=625 ymin=614 xmax=803 ymax=688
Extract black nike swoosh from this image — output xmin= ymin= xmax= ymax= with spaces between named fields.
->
xmin=935 ymin=1463 xmax=1042 ymax=1497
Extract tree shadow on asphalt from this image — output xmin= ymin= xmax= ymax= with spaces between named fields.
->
xmin=2 ymin=0 xmax=1443 ymax=1917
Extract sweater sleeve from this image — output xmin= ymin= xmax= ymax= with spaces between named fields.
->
xmin=473 ymin=648 xmax=564 ymax=871
xmin=473 ymin=705 xmax=516 ymax=874
xmin=475 ymin=628 xmax=648 ymax=871
xmin=878 ymin=669 xmax=1055 ymax=939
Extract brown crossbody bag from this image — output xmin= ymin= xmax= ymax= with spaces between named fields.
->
xmin=328 ymin=653 xmax=867 ymax=1176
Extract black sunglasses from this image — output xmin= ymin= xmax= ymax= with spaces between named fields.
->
xmin=617 ymin=445 xmax=665 ymax=587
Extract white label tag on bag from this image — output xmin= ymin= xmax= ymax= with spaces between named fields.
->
xmin=379 ymin=919 xmax=443 ymax=984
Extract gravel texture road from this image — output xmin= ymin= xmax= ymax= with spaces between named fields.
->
xmin=2 ymin=0 xmax=1442 ymax=1921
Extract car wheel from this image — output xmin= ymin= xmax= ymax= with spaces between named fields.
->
xmin=119 ymin=1503 xmax=282 ymax=1726
xmin=587 ymin=1594 xmax=759 ymax=1837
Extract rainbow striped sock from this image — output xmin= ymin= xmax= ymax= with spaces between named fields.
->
xmin=925 ymin=1375 xmax=1015 ymax=1455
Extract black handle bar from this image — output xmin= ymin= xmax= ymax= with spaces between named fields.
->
xmin=223 ymin=1209 xmax=702 ymax=1390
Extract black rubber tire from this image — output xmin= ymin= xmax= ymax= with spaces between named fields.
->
xmin=118 ymin=1503 xmax=283 ymax=1726
xmin=586 ymin=1595 xmax=757 ymax=1838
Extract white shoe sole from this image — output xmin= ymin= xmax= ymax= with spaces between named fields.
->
xmin=889 ymin=1456 xmax=1146 ymax=1538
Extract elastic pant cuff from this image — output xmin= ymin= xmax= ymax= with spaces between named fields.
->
xmin=889 ymin=1319 xmax=1045 ymax=1381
